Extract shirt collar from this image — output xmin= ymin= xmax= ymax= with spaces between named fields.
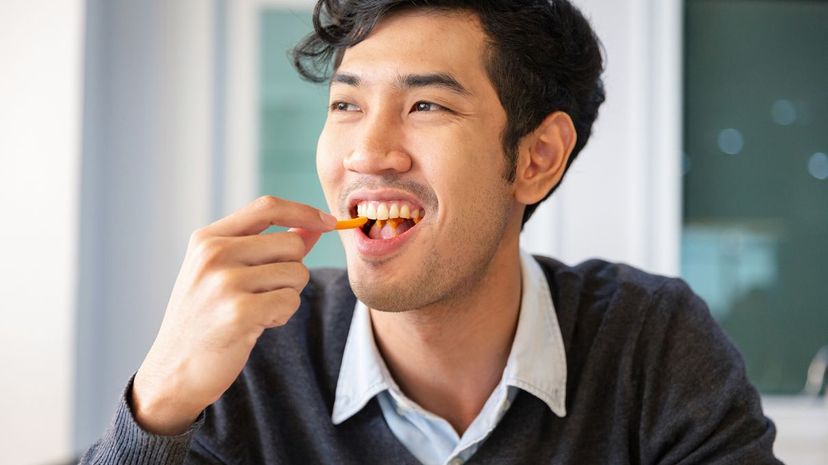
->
xmin=331 ymin=249 xmax=567 ymax=424
xmin=331 ymin=298 xmax=391 ymax=424
xmin=504 ymin=249 xmax=567 ymax=417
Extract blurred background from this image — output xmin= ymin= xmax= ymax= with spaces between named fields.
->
xmin=0 ymin=0 xmax=825 ymax=463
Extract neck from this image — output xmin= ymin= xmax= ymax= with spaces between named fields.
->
xmin=370 ymin=235 xmax=522 ymax=435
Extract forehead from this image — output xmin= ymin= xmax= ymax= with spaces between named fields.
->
xmin=335 ymin=10 xmax=491 ymax=89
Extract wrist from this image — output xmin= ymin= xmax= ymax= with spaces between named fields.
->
xmin=131 ymin=371 xmax=204 ymax=436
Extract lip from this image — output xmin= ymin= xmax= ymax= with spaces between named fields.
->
xmin=352 ymin=220 xmax=420 ymax=258
xmin=344 ymin=189 xmax=427 ymax=259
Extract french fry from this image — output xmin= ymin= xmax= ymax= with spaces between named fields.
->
xmin=335 ymin=217 xmax=369 ymax=230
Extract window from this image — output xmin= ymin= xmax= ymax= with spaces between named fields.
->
xmin=682 ymin=0 xmax=828 ymax=394
xmin=259 ymin=10 xmax=345 ymax=268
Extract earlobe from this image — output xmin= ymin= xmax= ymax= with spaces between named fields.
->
xmin=514 ymin=112 xmax=577 ymax=205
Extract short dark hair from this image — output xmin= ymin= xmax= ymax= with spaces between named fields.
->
xmin=292 ymin=0 xmax=606 ymax=226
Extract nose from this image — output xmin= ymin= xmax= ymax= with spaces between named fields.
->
xmin=343 ymin=110 xmax=412 ymax=174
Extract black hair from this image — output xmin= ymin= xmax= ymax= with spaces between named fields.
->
xmin=292 ymin=0 xmax=606 ymax=226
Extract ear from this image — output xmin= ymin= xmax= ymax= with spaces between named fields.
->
xmin=513 ymin=111 xmax=577 ymax=206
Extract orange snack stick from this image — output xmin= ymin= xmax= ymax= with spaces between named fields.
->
xmin=335 ymin=216 xmax=369 ymax=230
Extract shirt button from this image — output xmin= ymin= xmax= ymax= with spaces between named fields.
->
xmin=448 ymin=458 xmax=464 ymax=465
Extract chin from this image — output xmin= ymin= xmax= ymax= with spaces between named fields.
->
xmin=346 ymin=260 xmax=430 ymax=312
xmin=349 ymin=278 xmax=418 ymax=313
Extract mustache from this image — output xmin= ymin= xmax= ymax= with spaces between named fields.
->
xmin=338 ymin=175 xmax=439 ymax=212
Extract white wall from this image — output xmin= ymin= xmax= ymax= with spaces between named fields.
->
xmin=763 ymin=396 xmax=828 ymax=465
xmin=0 ymin=0 xmax=85 ymax=463
xmin=74 ymin=0 xmax=216 ymax=453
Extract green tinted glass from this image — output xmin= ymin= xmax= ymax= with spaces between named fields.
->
xmin=259 ymin=10 xmax=345 ymax=269
xmin=682 ymin=0 xmax=828 ymax=394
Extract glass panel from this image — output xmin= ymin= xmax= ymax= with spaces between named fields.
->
xmin=682 ymin=0 xmax=828 ymax=394
xmin=259 ymin=10 xmax=345 ymax=268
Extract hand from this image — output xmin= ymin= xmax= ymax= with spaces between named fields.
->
xmin=131 ymin=196 xmax=337 ymax=435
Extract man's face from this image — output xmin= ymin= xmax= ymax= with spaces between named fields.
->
xmin=317 ymin=10 xmax=519 ymax=312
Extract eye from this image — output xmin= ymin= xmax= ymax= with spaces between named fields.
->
xmin=330 ymin=101 xmax=360 ymax=112
xmin=411 ymin=101 xmax=445 ymax=112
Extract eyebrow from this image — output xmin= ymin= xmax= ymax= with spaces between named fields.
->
xmin=330 ymin=72 xmax=471 ymax=96
xmin=331 ymin=73 xmax=360 ymax=87
xmin=402 ymin=73 xmax=471 ymax=96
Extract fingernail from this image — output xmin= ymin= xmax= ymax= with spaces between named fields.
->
xmin=319 ymin=211 xmax=337 ymax=228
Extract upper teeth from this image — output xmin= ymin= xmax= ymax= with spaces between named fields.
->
xmin=356 ymin=201 xmax=424 ymax=221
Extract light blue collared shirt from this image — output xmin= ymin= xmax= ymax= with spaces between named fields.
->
xmin=332 ymin=250 xmax=567 ymax=465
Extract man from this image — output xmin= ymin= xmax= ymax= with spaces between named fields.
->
xmin=82 ymin=1 xmax=782 ymax=464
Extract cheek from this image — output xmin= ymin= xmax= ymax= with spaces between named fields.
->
xmin=419 ymin=139 xmax=508 ymax=214
xmin=424 ymin=167 xmax=504 ymax=242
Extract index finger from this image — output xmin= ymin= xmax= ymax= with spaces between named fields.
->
xmin=203 ymin=196 xmax=337 ymax=237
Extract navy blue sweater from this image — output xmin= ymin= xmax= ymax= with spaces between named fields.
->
xmin=81 ymin=256 xmax=782 ymax=464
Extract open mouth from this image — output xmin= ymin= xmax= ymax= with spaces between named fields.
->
xmin=351 ymin=200 xmax=425 ymax=240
